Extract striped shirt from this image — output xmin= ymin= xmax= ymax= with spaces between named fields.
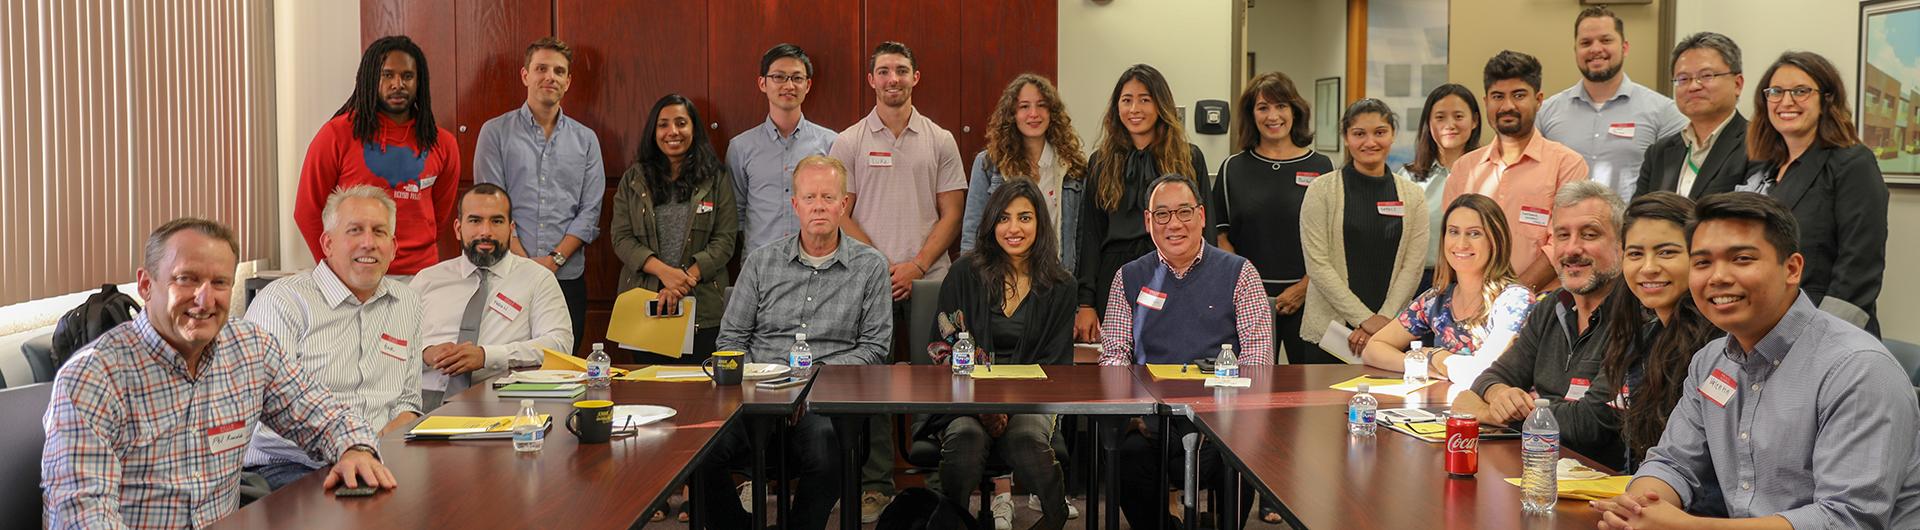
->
xmin=717 ymin=231 xmax=893 ymax=365
xmin=1098 ymin=248 xmax=1275 ymax=366
xmin=727 ymin=115 xmax=838 ymax=253
xmin=243 ymin=262 xmax=423 ymax=469
xmin=41 ymin=314 xmax=375 ymax=529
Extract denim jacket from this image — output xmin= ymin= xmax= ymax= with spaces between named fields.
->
xmin=959 ymin=150 xmax=1083 ymax=275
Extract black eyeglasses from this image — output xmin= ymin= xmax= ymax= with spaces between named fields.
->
xmin=763 ymin=73 xmax=810 ymax=85
xmin=1150 ymin=205 xmax=1199 ymax=225
xmin=1671 ymin=71 xmax=1738 ymax=87
xmin=1762 ymin=86 xmax=1819 ymax=102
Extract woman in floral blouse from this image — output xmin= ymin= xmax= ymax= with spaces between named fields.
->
xmin=1361 ymin=193 xmax=1533 ymax=383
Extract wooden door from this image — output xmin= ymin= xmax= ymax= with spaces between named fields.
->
xmin=703 ymin=0 xmax=865 ymax=156
xmin=860 ymin=0 xmax=963 ymax=133
xmin=958 ymin=1 xmax=1059 ymax=163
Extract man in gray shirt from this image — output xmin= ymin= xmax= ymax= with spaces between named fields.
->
xmin=1453 ymin=180 xmax=1628 ymax=470
xmin=728 ymin=43 xmax=838 ymax=255
xmin=1595 ymin=192 xmax=1920 ymax=529
xmin=1537 ymin=6 xmax=1685 ymax=199
xmin=473 ymin=37 xmax=605 ymax=346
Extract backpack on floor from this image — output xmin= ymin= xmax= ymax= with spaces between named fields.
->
xmin=874 ymin=487 xmax=978 ymax=530
xmin=50 ymin=284 xmax=140 ymax=367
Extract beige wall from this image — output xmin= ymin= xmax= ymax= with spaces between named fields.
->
xmin=1246 ymin=0 xmax=1348 ymax=157
xmin=1674 ymin=0 xmax=1918 ymax=343
xmin=1058 ymin=0 xmax=1237 ymax=173
xmin=273 ymin=0 xmax=362 ymax=271
xmin=1448 ymin=0 xmax=1664 ymax=97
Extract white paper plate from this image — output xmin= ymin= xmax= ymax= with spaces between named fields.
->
xmin=510 ymin=370 xmax=586 ymax=383
xmin=613 ymin=404 xmax=678 ymax=427
xmin=744 ymin=363 xmax=791 ymax=381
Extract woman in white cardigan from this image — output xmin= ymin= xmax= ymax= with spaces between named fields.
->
xmin=1297 ymin=98 xmax=1429 ymax=363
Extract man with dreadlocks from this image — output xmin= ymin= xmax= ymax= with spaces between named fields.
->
xmin=296 ymin=35 xmax=460 ymax=278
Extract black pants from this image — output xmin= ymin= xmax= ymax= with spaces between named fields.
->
xmin=558 ymin=276 xmax=588 ymax=352
xmin=696 ymin=413 xmax=843 ymax=530
xmin=1114 ymin=417 xmax=1253 ymax=528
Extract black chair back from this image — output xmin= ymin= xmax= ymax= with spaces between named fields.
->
xmin=1 ymin=383 xmax=54 ymax=527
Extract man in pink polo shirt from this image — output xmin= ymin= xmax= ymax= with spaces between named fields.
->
xmin=825 ymin=40 xmax=967 ymax=521
xmin=1445 ymin=50 xmax=1592 ymax=292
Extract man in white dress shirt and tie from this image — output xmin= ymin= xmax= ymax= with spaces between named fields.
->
xmin=411 ymin=183 xmax=574 ymax=408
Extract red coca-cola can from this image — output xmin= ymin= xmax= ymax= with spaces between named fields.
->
xmin=1445 ymin=413 xmax=1479 ymax=477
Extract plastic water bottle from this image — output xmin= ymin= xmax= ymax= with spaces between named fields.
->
xmin=789 ymin=333 xmax=814 ymax=377
xmin=1404 ymin=340 xmax=1429 ymax=385
xmin=952 ymin=332 xmax=976 ymax=375
xmin=512 ymin=399 xmax=544 ymax=453
xmin=585 ymin=343 xmax=611 ymax=389
xmin=1522 ymin=398 xmax=1560 ymax=513
xmin=1347 ymin=383 xmax=1378 ymax=436
xmin=1213 ymin=344 xmax=1239 ymax=378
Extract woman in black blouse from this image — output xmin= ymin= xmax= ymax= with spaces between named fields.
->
xmin=921 ymin=180 xmax=1074 ymax=528
xmin=1740 ymin=50 xmax=1888 ymax=335
xmin=1075 ymin=64 xmax=1210 ymax=343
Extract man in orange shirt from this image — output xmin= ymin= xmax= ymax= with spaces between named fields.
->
xmin=1445 ymin=50 xmax=1592 ymax=292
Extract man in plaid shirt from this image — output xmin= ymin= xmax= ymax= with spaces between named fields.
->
xmin=41 ymin=218 xmax=396 ymax=529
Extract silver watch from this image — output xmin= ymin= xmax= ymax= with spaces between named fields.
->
xmin=549 ymin=251 xmax=567 ymax=266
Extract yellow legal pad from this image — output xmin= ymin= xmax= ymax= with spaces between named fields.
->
xmin=968 ymin=364 xmax=1048 ymax=380
xmin=1328 ymin=375 xmax=1438 ymax=396
xmin=1146 ymin=364 xmax=1213 ymax=381
xmin=407 ymin=414 xmax=551 ymax=437
xmin=1501 ymin=475 xmax=1634 ymax=501
xmin=615 ymin=365 xmax=711 ymax=383
xmin=538 ymin=348 xmax=628 ymax=375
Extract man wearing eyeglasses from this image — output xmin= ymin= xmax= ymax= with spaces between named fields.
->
xmin=729 ymin=43 xmax=838 ymax=255
xmin=1633 ymin=32 xmax=1750 ymax=200
xmin=1098 ymin=174 xmax=1272 ymax=528
xmin=1537 ymin=6 xmax=1686 ymax=199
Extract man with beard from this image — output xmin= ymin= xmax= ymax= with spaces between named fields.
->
xmin=730 ymin=43 xmax=838 ymax=255
xmin=1633 ymin=32 xmax=1750 ymax=200
xmin=243 ymin=185 xmax=424 ymax=490
xmin=296 ymin=35 xmax=460 ymax=278
xmin=826 ymin=40 xmax=967 ymax=520
xmin=43 ymin=218 xmax=395 ymax=527
xmin=1452 ymin=180 xmax=1629 ymax=470
xmin=474 ymin=37 xmax=604 ymax=349
xmin=1445 ymin=50 xmax=1592 ymax=293
xmin=1538 ymin=6 xmax=1685 ymax=199
xmin=410 ymin=184 xmax=574 ymax=408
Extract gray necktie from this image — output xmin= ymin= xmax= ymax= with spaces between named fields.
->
xmin=444 ymin=267 xmax=490 ymax=399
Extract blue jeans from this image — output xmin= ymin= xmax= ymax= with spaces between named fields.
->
xmin=246 ymin=461 xmax=319 ymax=491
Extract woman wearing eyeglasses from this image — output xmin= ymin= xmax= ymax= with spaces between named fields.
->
xmin=1739 ymin=51 xmax=1888 ymax=335
xmin=1299 ymin=99 xmax=1429 ymax=363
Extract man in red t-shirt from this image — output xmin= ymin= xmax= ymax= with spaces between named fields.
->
xmin=296 ymin=35 xmax=460 ymax=277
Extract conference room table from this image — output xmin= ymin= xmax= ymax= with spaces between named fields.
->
xmin=806 ymin=364 xmax=1162 ymax=530
xmin=1135 ymin=364 xmax=1612 ymax=530
xmin=208 ymin=366 xmax=808 ymax=530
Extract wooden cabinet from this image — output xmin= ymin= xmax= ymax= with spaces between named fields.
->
xmin=361 ymin=0 xmax=1055 ymax=353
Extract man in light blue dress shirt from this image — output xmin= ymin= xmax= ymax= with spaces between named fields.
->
xmin=473 ymin=37 xmax=604 ymax=345
xmin=1536 ymin=6 xmax=1685 ymax=199
xmin=1594 ymin=192 xmax=1920 ymax=529
xmin=728 ymin=43 xmax=838 ymax=256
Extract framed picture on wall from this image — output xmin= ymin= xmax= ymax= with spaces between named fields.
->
xmin=1861 ymin=0 xmax=1920 ymax=184
xmin=1315 ymin=77 xmax=1342 ymax=153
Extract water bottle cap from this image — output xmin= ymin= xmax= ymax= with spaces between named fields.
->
xmin=1533 ymin=398 xmax=1550 ymax=407
xmin=520 ymin=399 xmax=534 ymax=407
xmin=1410 ymin=341 xmax=1422 ymax=349
xmin=795 ymin=333 xmax=807 ymax=341
xmin=1220 ymin=344 xmax=1231 ymax=350
xmin=958 ymin=332 xmax=971 ymax=339
xmin=1356 ymin=382 xmax=1370 ymax=392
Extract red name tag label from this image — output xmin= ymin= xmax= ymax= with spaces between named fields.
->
xmin=1136 ymin=286 xmax=1168 ymax=311
xmin=1295 ymin=172 xmax=1318 ymax=187
xmin=1376 ymin=201 xmax=1406 ymax=217
xmin=488 ymin=292 xmax=524 ymax=321
xmin=1519 ymin=206 xmax=1551 ymax=227
xmin=1608 ymin=122 xmax=1636 ymax=138
xmin=867 ymin=151 xmax=894 ymax=167
xmin=1699 ymin=369 xmax=1737 ymax=407
xmin=378 ymin=333 xmax=409 ymax=361
xmin=1565 ymin=377 xmax=1591 ymax=401
xmin=207 ymin=420 xmax=250 ymax=454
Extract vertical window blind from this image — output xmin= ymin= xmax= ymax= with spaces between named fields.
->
xmin=1 ymin=0 xmax=277 ymax=307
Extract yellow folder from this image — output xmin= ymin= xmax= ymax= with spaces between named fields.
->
xmin=538 ymin=348 xmax=627 ymax=375
xmin=606 ymin=287 xmax=696 ymax=358
xmin=968 ymin=364 xmax=1048 ymax=380
xmin=1146 ymin=364 xmax=1213 ymax=380
xmin=1501 ymin=475 xmax=1633 ymax=501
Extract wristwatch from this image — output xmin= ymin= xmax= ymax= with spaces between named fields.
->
xmin=344 ymin=444 xmax=381 ymax=461
xmin=549 ymin=251 xmax=567 ymax=266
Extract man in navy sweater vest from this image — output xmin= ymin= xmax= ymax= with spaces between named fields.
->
xmin=1099 ymin=174 xmax=1273 ymax=528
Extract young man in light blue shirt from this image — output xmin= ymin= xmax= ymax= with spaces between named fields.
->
xmin=728 ymin=43 xmax=838 ymax=256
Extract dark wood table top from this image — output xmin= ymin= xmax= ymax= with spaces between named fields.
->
xmin=806 ymin=364 xmax=1160 ymax=416
xmin=208 ymin=368 xmax=787 ymax=530
xmin=1163 ymin=364 xmax=1612 ymax=529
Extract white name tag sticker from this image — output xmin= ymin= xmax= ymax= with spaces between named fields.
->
xmin=867 ymin=151 xmax=894 ymax=167
xmin=378 ymin=333 xmax=409 ymax=361
xmin=419 ymin=175 xmax=439 ymax=189
xmin=488 ymin=292 xmax=524 ymax=321
xmin=1609 ymin=384 xmax=1630 ymax=410
xmin=1295 ymin=172 xmax=1318 ymax=187
xmin=1565 ymin=377 xmax=1591 ymax=401
xmin=696 ymin=201 xmax=715 ymax=214
xmin=1608 ymin=122 xmax=1636 ymax=139
xmin=1136 ymin=286 xmax=1168 ymax=311
xmin=1376 ymin=201 xmax=1406 ymax=217
xmin=207 ymin=420 xmax=250 ymax=454
xmin=1519 ymin=206 xmax=1551 ymax=227
xmin=1699 ymin=369 xmax=1737 ymax=407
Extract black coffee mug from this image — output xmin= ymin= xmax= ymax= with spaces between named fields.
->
xmin=565 ymin=399 xmax=614 ymax=443
xmin=702 ymin=350 xmax=746 ymax=385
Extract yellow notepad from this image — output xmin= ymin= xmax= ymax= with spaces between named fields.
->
xmin=969 ymin=364 xmax=1048 ymax=380
xmin=615 ymin=365 xmax=711 ymax=382
xmin=1146 ymin=364 xmax=1213 ymax=380
xmin=1328 ymin=375 xmax=1437 ymax=396
xmin=408 ymin=414 xmax=550 ymax=436
xmin=1501 ymin=475 xmax=1633 ymax=501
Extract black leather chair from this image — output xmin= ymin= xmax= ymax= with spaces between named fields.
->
xmin=2 ymin=383 xmax=54 ymax=528
xmin=1882 ymin=339 xmax=1920 ymax=399
xmin=22 ymin=332 xmax=57 ymax=384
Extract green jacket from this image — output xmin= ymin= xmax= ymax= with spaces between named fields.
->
xmin=609 ymin=163 xmax=738 ymax=329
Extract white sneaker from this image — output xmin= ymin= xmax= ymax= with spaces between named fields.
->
xmin=737 ymin=481 xmax=754 ymax=513
xmin=991 ymin=492 xmax=1014 ymax=530
xmin=1027 ymin=494 xmax=1080 ymax=519
xmin=860 ymin=491 xmax=892 ymax=524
